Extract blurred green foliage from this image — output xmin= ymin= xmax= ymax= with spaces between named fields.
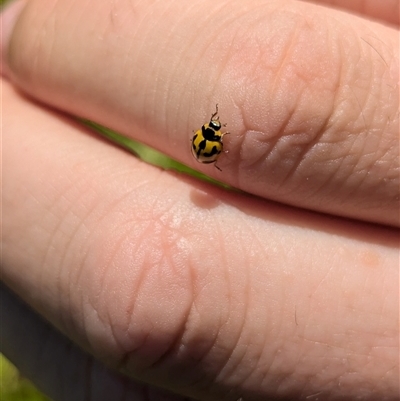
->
xmin=0 ymin=355 xmax=50 ymax=401
xmin=83 ymin=120 xmax=234 ymax=190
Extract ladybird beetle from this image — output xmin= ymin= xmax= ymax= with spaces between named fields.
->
xmin=191 ymin=104 xmax=230 ymax=171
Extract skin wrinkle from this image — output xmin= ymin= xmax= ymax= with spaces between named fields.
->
xmin=238 ymin=15 xmax=343 ymax=187
xmin=38 ymin=2 xmax=72 ymax=90
xmin=221 ymin=340 xmax=249 ymax=394
xmin=39 ymin=193 xmax=86 ymax=341
xmin=357 ymin=39 xmax=392 ymax=139
xmin=74 ymin=173 xmax=181 ymax=361
xmin=246 ymin=348 xmax=266 ymax=398
xmin=115 ymin=230 xmax=145 ymax=339
xmin=253 ymin=278 xmax=286 ymax=394
xmin=109 ymin=202 xmax=197 ymax=371
xmin=165 ymin=2 xmax=232 ymax=136
xmin=103 ymin=290 xmax=127 ymax=362
xmin=277 ymin=31 xmax=343 ymax=186
xmin=262 ymin=347 xmax=294 ymax=397
xmin=206 ymin=6 xmax=284 ymax=145
xmin=179 ymin=11 xmax=210 ymax=115
xmin=183 ymin=30 xmax=224 ymax=126
xmin=202 ymin=4 xmax=243 ymax=62
xmin=172 ymin=336 xmax=216 ymax=393
xmin=280 ymin=103 xmax=341 ymax=191
xmin=59 ymin=168 xmax=152 ymax=346
xmin=25 ymin=211 xmax=64 ymax=342
xmin=347 ymin=79 xmax=370 ymax=136
xmin=362 ymin=31 xmax=395 ymax=65
xmin=379 ymin=143 xmax=399 ymax=195
xmin=132 ymin=217 xmax=164 ymax=299
xmin=316 ymin=141 xmax=355 ymax=196
xmin=144 ymin=5 xmax=177 ymax=130
xmin=173 ymin=233 xmax=236 ymax=384
xmin=66 ymin=239 xmax=91 ymax=349
xmin=83 ymin=286 xmax=113 ymax=364
xmin=95 ymin=231 xmax=137 ymax=360
xmin=361 ymin=67 xmax=398 ymax=185
xmin=145 ymin=309 xmax=188 ymax=376
xmin=166 ymin=2 xmax=210 ymax=104
xmin=110 ymin=3 xmax=155 ymax=118
xmin=288 ymin=322 xmax=311 ymax=391
xmin=341 ymin=133 xmax=370 ymax=200
xmin=231 ymin=232 xmax=256 ymax=392
xmin=208 ymin=229 xmax=239 ymax=385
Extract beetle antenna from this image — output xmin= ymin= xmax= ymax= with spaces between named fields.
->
xmin=211 ymin=103 xmax=219 ymax=121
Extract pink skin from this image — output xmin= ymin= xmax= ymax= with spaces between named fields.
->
xmin=1 ymin=0 xmax=399 ymax=400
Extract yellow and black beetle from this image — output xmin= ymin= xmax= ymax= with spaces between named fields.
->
xmin=191 ymin=104 xmax=229 ymax=171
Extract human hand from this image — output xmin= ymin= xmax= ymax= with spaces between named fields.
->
xmin=1 ymin=0 xmax=399 ymax=400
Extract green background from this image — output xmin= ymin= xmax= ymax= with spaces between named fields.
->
xmin=0 ymin=355 xmax=50 ymax=401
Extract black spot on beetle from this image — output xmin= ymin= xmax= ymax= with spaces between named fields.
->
xmin=192 ymin=134 xmax=198 ymax=151
xmin=197 ymin=139 xmax=207 ymax=157
xmin=199 ymin=139 xmax=207 ymax=150
xmin=204 ymin=145 xmax=219 ymax=157
xmin=202 ymin=126 xmax=221 ymax=141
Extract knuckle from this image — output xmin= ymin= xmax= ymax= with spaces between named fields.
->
xmin=218 ymin=9 xmax=396 ymax=203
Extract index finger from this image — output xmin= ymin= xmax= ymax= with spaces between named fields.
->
xmin=3 ymin=0 xmax=399 ymax=226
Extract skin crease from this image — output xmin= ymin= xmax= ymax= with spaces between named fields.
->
xmin=1 ymin=0 xmax=399 ymax=401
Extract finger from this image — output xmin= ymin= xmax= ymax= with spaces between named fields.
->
xmin=301 ymin=0 xmax=399 ymax=26
xmin=3 ymin=80 xmax=399 ymax=400
xmin=2 ymin=0 xmax=399 ymax=226
xmin=0 ymin=284 xmax=191 ymax=401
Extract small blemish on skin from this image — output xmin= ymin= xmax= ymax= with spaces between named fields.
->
xmin=189 ymin=189 xmax=221 ymax=209
xmin=360 ymin=249 xmax=381 ymax=269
